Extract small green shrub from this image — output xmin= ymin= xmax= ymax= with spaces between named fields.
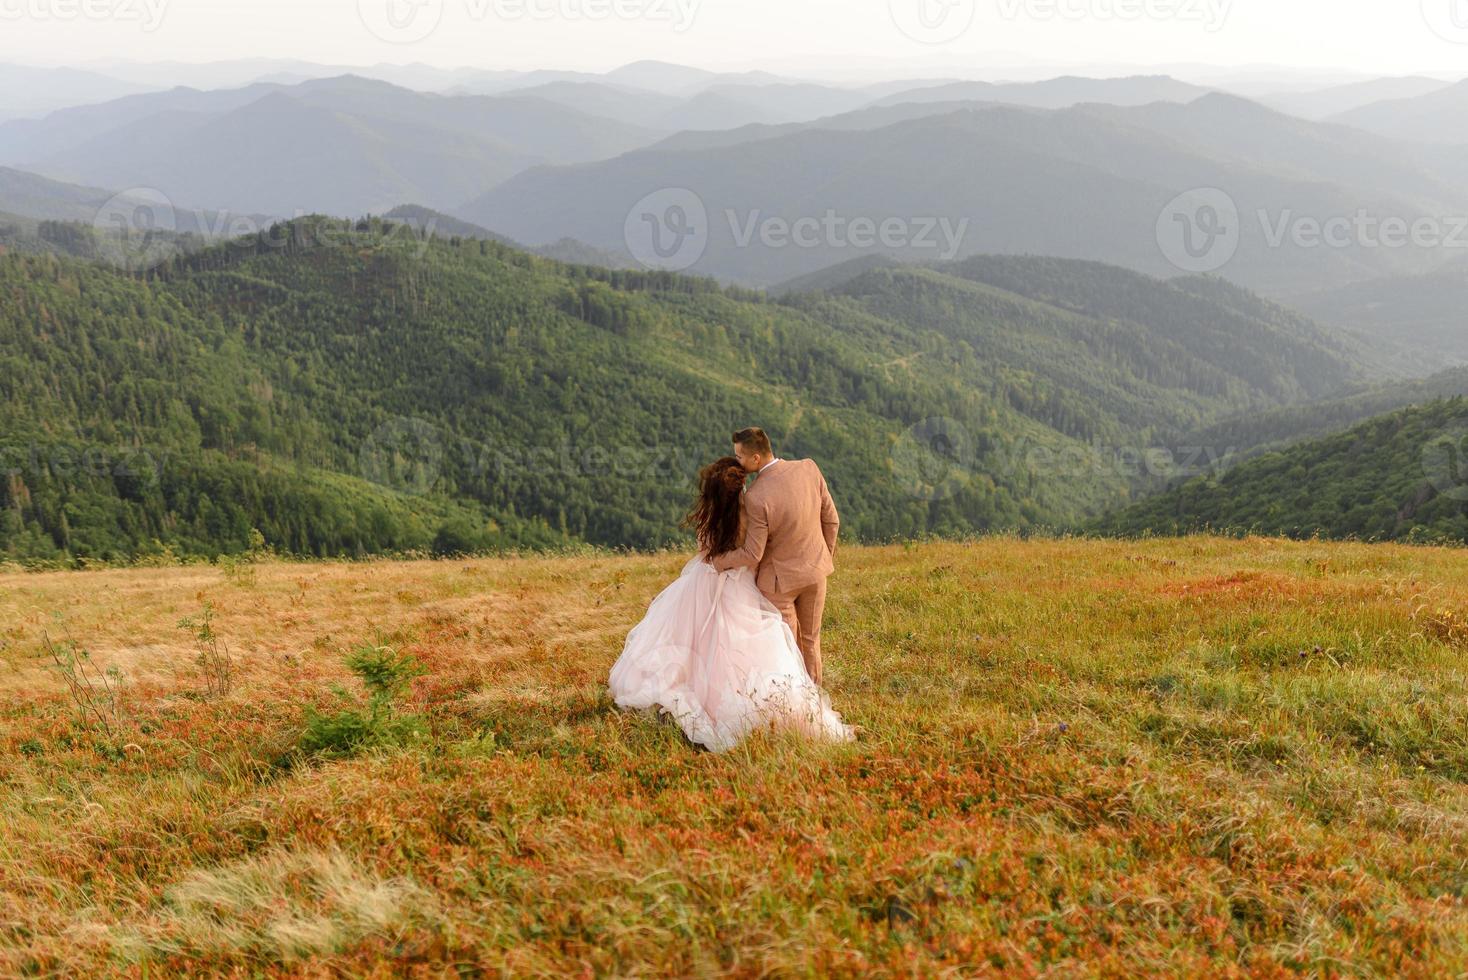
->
xmin=299 ymin=644 xmax=427 ymax=758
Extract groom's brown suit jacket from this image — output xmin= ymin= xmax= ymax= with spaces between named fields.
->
xmin=712 ymin=458 xmax=838 ymax=594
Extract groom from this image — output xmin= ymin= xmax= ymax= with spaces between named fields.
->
xmin=712 ymin=427 xmax=840 ymax=685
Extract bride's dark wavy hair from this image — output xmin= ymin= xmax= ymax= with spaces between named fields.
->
xmin=684 ymin=456 xmax=747 ymax=557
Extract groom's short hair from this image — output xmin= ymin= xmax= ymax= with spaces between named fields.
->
xmin=733 ymin=427 xmax=772 ymax=456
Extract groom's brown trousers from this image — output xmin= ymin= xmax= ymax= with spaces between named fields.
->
xmin=766 ymin=578 xmax=827 ymax=686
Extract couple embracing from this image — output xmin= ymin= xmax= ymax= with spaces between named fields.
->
xmin=608 ymin=427 xmax=855 ymax=752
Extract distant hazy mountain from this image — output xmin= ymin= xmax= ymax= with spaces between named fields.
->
xmin=1087 ymin=94 xmax=1468 ymax=213
xmin=1193 ymin=69 xmax=1376 ymax=98
xmin=453 ymin=61 xmax=795 ymax=98
xmin=0 ymin=167 xmax=257 ymax=264
xmin=1260 ymin=76 xmax=1452 ymax=120
xmin=277 ymin=77 xmax=660 ymax=162
xmin=0 ymin=64 xmax=153 ymax=122
xmin=0 ymin=82 xmax=288 ymax=164
xmin=604 ymin=60 xmax=787 ymax=93
xmin=2 ymin=76 xmax=662 ymax=218
xmin=0 ymin=166 xmax=128 ymax=222
xmin=1331 ymin=80 xmax=1468 ymax=143
xmin=646 ymin=101 xmax=987 ymax=153
xmin=0 ymin=164 xmax=290 ymax=265
xmin=872 ymin=75 xmax=1213 ymax=109
xmin=382 ymin=205 xmax=516 ymax=243
xmin=532 ymin=238 xmax=638 ymax=269
xmin=84 ymin=59 xmax=488 ymax=93
xmin=501 ymin=77 xmax=872 ymax=132
xmin=664 ymin=84 xmax=873 ymax=130
xmin=501 ymin=82 xmax=686 ymax=127
xmin=767 ymin=254 xmax=905 ymax=295
xmin=383 ymin=204 xmax=634 ymax=269
xmin=856 ymin=78 xmax=963 ymax=99
xmin=448 ymin=68 xmax=608 ymax=96
xmin=461 ymin=101 xmax=1461 ymax=293
xmin=1290 ymin=258 xmax=1468 ymax=363
xmin=651 ymin=88 xmax=1356 ymax=157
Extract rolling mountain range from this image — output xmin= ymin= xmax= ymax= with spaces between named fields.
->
xmin=3 ymin=62 xmax=1462 ymax=316
xmin=868 ymin=74 xmax=1213 ymax=108
xmin=0 ymin=221 xmax=1383 ymax=561
xmin=0 ymin=68 xmax=1252 ymax=219
xmin=380 ymin=204 xmax=636 ymax=269
xmin=0 ymin=76 xmax=662 ymax=217
xmin=1331 ymin=79 xmax=1468 ymax=144
xmin=0 ymin=64 xmax=154 ymax=122
xmin=0 ymin=166 xmax=277 ymax=265
xmin=464 ymin=96 xmax=1468 ymax=296
xmin=1290 ymin=257 xmax=1468 ymax=363
xmin=1260 ymin=76 xmax=1452 ymax=120
xmin=0 ymin=166 xmax=129 ymax=223
xmin=523 ymin=72 xmax=1215 ymax=132
xmin=7 ymin=60 xmax=1468 ymax=561
xmin=504 ymin=80 xmax=877 ymax=132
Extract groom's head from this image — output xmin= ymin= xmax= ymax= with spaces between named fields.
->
xmin=732 ymin=427 xmax=773 ymax=473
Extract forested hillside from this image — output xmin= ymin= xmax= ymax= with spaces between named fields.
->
xmin=793 ymin=256 xmax=1366 ymax=446
xmin=0 ymin=220 xmax=1373 ymax=562
xmin=1092 ymin=399 xmax=1468 ymax=543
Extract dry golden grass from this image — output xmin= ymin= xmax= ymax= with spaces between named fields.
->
xmin=1 ymin=535 xmax=1466 ymax=976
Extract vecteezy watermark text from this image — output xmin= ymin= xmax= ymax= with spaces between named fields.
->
xmin=1158 ymin=187 xmax=1468 ymax=273
xmin=727 ymin=210 xmax=969 ymax=259
xmin=0 ymin=443 xmax=171 ymax=483
xmin=891 ymin=417 xmax=1239 ymax=501
xmin=623 ymin=188 xmax=970 ymax=272
xmin=0 ymin=0 xmax=167 ymax=29
xmin=1257 ymin=210 xmax=1468 ymax=251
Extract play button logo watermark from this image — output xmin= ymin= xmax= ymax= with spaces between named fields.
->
xmin=1156 ymin=187 xmax=1241 ymax=274
xmin=1423 ymin=0 xmax=1468 ymax=43
xmin=892 ymin=417 xmax=976 ymax=501
xmin=92 ymin=187 xmax=179 ymax=272
xmin=624 ymin=188 xmax=709 ymax=272
xmin=358 ymin=0 xmax=444 ymax=43
xmin=1422 ymin=427 xmax=1468 ymax=501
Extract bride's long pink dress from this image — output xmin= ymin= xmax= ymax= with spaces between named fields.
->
xmin=608 ymin=556 xmax=854 ymax=752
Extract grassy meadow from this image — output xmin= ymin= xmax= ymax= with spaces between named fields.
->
xmin=1 ymin=536 xmax=1466 ymax=976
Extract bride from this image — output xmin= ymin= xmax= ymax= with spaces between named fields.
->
xmin=608 ymin=456 xmax=855 ymax=752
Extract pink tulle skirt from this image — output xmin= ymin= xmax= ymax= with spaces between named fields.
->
xmin=609 ymin=556 xmax=854 ymax=752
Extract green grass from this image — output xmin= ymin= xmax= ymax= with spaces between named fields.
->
xmin=0 ymin=535 xmax=1464 ymax=975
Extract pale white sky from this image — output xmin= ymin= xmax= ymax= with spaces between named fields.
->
xmin=2 ymin=0 xmax=1467 ymax=79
